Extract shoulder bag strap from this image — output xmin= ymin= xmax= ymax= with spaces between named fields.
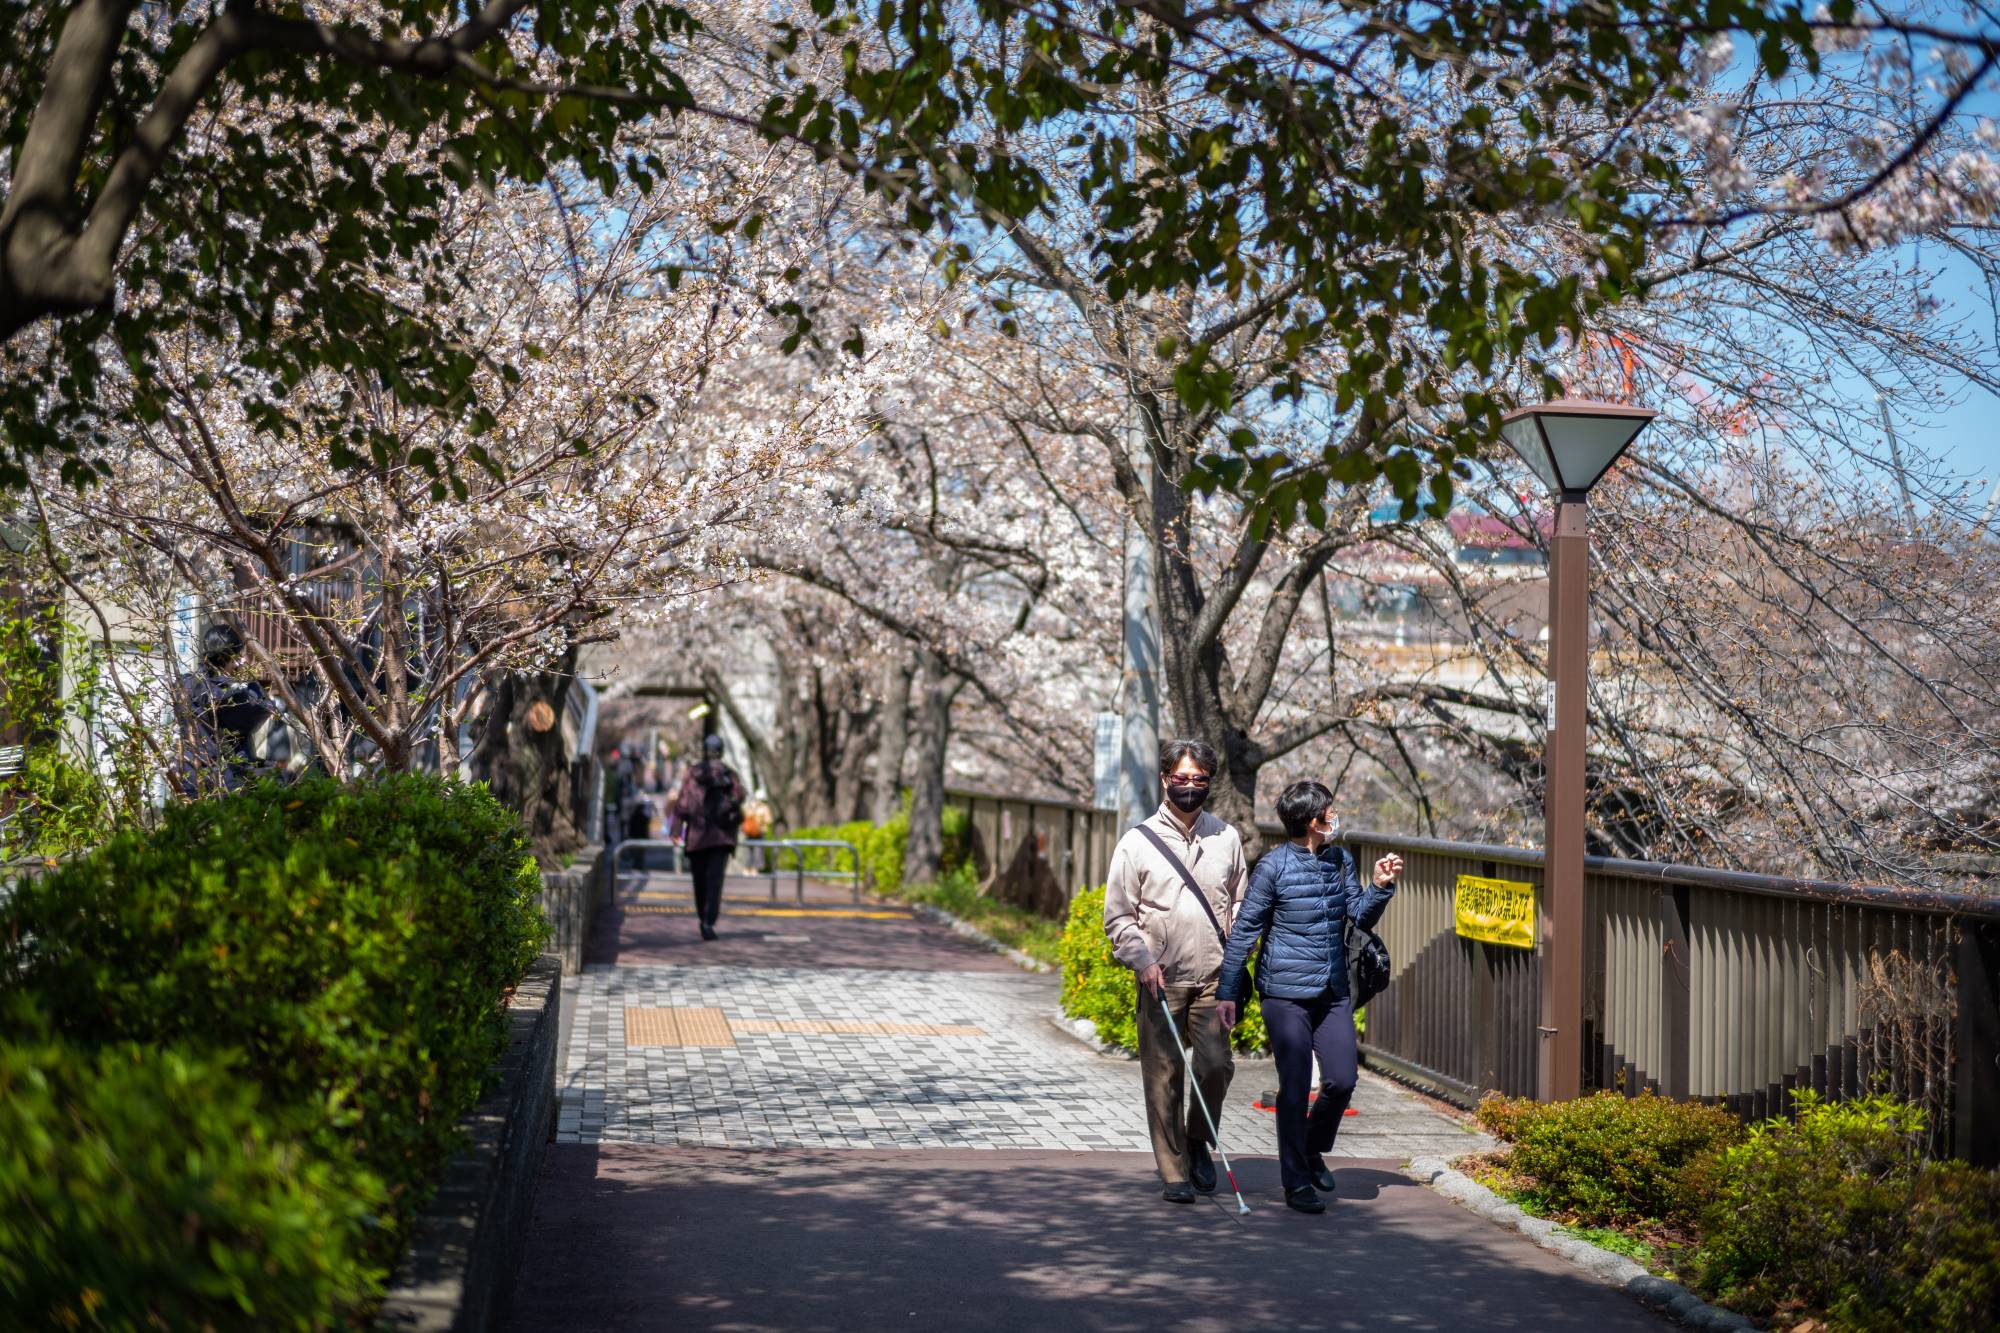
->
xmin=1132 ymin=823 xmax=1228 ymax=948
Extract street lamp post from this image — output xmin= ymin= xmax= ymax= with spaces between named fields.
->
xmin=1500 ymin=399 xmax=1656 ymax=1103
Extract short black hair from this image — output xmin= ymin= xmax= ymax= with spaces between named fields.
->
xmin=1277 ymin=780 xmax=1335 ymax=838
xmin=1158 ymin=737 xmax=1218 ymax=777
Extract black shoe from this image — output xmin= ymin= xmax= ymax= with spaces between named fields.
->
xmin=1162 ymin=1181 xmax=1196 ymax=1204
xmin=699 ymin=923 xmax=718 ymax=941
xmin=1308 ymin=1153 xmax=1336 ymax=1193
xmin=1188 ymin=1140 xmax=1218 ymax=1195
xmin=1285 ymin=1186 xmax=1326 ymax=1214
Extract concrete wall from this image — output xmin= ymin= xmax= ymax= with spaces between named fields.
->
xmin=537 ymin=845 xmax=605 ymax=976
xmin=378 ymin=952 xmax=562 ymax=1331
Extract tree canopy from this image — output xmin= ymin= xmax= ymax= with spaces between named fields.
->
xmin=3 ymin=1 xmax=1992 ymax=515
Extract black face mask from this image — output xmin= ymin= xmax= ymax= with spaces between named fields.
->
xmin=1165 ymin=781 xmax=1209 ymax=813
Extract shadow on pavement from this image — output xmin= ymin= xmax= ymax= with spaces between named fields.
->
xmin=504 ymin=1146 xmax=1665 ymax=1333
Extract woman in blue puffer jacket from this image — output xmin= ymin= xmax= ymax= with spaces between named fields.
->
xmin=1216 ymin=779 xmax=1401 ymax=1214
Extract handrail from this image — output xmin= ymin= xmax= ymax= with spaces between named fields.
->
xmin=612 ymin=837 xmax=864 ymax=905
xmin=1339 ymin=828 xmax=2000 ymax=921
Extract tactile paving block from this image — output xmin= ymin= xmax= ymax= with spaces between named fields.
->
xmin=624 ymin=1007 xmax=737 ymax=1047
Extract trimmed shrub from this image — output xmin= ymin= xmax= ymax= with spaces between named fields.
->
xmin=1692 ymin=1091 xmax=2000 ymax=1330
xmin=0 ymin=1002 xmax=385 ymax=1329
xmin=862 ymin=812 xmax=909 ymax=894
xmin=781 ymin=800 xmax=964 ymax=897
xmin=1475 ymin=1090 xmax=1744 ymax=1226
xmin=0 ymin=774 xmax=548 ymax=1268
xmin=1058 ymin=887 xmax=1268 ymax=1053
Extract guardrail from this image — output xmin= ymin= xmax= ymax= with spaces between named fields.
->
xmin=612 ymin=838 xmax=863 ymax=905
xmin=1342 ymin=829 xmax=2000 ymax=1163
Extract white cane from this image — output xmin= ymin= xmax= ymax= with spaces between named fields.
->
xmin=1154 ymin=991 xmax=1251 ymax=1215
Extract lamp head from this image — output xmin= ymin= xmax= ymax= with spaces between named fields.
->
xmin=1500 ymin=399 xmax=1657 ymax=499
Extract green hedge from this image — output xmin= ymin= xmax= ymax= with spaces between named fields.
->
xmin=0 ymin=775 xmax=548 ymax=1325
xmin=1692 ymin=1092 xmax=2000 ymax=1330
xmin=1475 ymin=1090 xmax=1744 ymax=1226
xmin=776 ymin=800 xmax=968 ymax=896
xmin=0 ymin=1001 xmax=384 ymax=1330
xmin=1057 ymin=886 xmax=1268 ymax=1053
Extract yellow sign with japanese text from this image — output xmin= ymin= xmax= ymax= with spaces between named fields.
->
xmin=1454 ymin=874 xmax=1537 ymax=949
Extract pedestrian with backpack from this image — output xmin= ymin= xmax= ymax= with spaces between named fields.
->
xmin=1215 ymin=780 xmax=1400 ymax=1214
xmin=671 ymin=733 xmax=746 ymax=941
xmin=1102 ymin=738 xmax=1249 ymax=1204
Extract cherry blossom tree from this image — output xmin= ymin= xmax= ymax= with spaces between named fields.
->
xmin=24 ymin=107 xmax=938 ymax=851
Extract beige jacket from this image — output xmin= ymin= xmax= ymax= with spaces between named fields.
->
xmin=1102 ymin=804 xmax=1249 ymax=985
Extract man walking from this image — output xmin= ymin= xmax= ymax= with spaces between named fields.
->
xmin=1103 ymin=738 xmax=1248 ymax=1203
xmin=671 ymin=733 xmax=746 ymax=941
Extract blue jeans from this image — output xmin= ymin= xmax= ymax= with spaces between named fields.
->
xmin=1262 ymin=989 xmax=1358 ymax=1191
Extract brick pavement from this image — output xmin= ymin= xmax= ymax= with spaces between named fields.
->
xmin=508 ymin=872 xmax=1655 ymax=1332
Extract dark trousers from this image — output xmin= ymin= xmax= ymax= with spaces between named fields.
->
xmin=688 ymin=847 xmax=731 ymax=927
xmin=1263 ymin=989 xmax=1358 ymax=1192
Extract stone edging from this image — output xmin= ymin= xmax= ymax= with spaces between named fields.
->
xmin=1051 ymin=1007 xmax=1136 ymax=1058
xmin=1402 ymin=1156 xmax=1757 ymax=1331
xmin=905 ymin=901 xmax=1052 ymax=973
xmin=378 ymin=953 xmax=563 ymax=1332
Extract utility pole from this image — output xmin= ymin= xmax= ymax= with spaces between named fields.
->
xmin=1117 ymin=64 xmax=1164 ymax=836
xmin=1877 ymin=397 xmax=1919 ymax=540
xmin=1117 ymin=393 xmax=1161 ymax=833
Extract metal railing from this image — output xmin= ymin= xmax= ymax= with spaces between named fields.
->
xmin=612 ymin=837 xmax=863 ymax=904
xmin=1342 ymin=830 xmax=2000 ymax=1163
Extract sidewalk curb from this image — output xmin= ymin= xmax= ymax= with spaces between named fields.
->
xmin=1401 ymin=1156 xmax=1756 ymax=1331
xmin=1051 ymin=1008 xmax=1137 ymax=1058
xmin=905 ymin=902 xmax=1052 ymax=973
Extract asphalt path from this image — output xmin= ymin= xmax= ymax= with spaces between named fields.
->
xmin=508 ymin=1147 xmax=1667 ymax=1332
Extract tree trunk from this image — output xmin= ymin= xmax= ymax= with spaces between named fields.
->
xmin=468 ymin=646 xmax=584 ymax=863
xmin=902 ymin=651 xmax=961 ymax=886
xmin=829 ymin=701 xmax=876 ymax=823
xmin=1141 ymin=404 xmax=1273 ymax=859
xmin=869 ymin=652 xmax=914 ymax=823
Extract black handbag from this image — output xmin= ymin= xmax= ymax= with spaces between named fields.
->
xmin=1345 ymin=919 xmax=1392 ymax=1009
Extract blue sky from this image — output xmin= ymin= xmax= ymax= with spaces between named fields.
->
xmin=1903 ymin=244 xmax=1999 ymax=491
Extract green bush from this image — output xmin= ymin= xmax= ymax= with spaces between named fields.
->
xmin=940 ymin=803 xmax=971 ymax=875
xmin=1475 ymin=1090 xmax=1744 ymax=1226
xmin=778 ymin=798 xmax=966 ymax=897
xmin=0 ymin=597 xmax=150 ymax=859
xmin=861 ymin=812 xmax=909 ymax=894
xmin=905 ymin=861 xmax=1064 ymax=964
xmin=0 ymin=774 xmax=548 ymax=1272
xmin=0 ymin=1002 xmax=385 ymax=1329
xmin=1057 ymin=887 xmax=1267 ymax=1053
xmin=1692 ymin=1091 xmax=2000 ymax=1330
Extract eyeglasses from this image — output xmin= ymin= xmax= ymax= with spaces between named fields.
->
xmin=1164 ymin=774 xmax=1211 ymax=787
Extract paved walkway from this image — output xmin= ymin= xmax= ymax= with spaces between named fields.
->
xmin=508 ymin=871 xmax=1667 ymax=1332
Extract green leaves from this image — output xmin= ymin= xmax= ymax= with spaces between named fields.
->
xmin=0 ymin=773 xmax=548 ymax=1308
xmin=0 ymin=0 xmax=1886 ymax=516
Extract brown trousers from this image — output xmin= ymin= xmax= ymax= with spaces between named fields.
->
xmin=1136 ymin=977 xmax=1234 ymax=1184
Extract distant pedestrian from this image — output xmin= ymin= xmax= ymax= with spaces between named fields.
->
xmin=626 ymin=791 xmax=656 ymax=843
xmin=1216 ymin=779 xmax=1400 ymax=1214
xmin=1102 ymin=738 xmax=1248 ymax=1204
xmin=672 ymin=733 xmax=746 ymax=941
xmin=739 ymin=795 xmax=773 ymax=873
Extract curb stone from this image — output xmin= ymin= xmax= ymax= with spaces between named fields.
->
xmin=1052 ymin=1008 xmax=1138 ymax=1058
xmin=1402 ymin=1156 xmax=1757 ymax=1331
xmin=905 ymin=902 xmax=1052 ymax=972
